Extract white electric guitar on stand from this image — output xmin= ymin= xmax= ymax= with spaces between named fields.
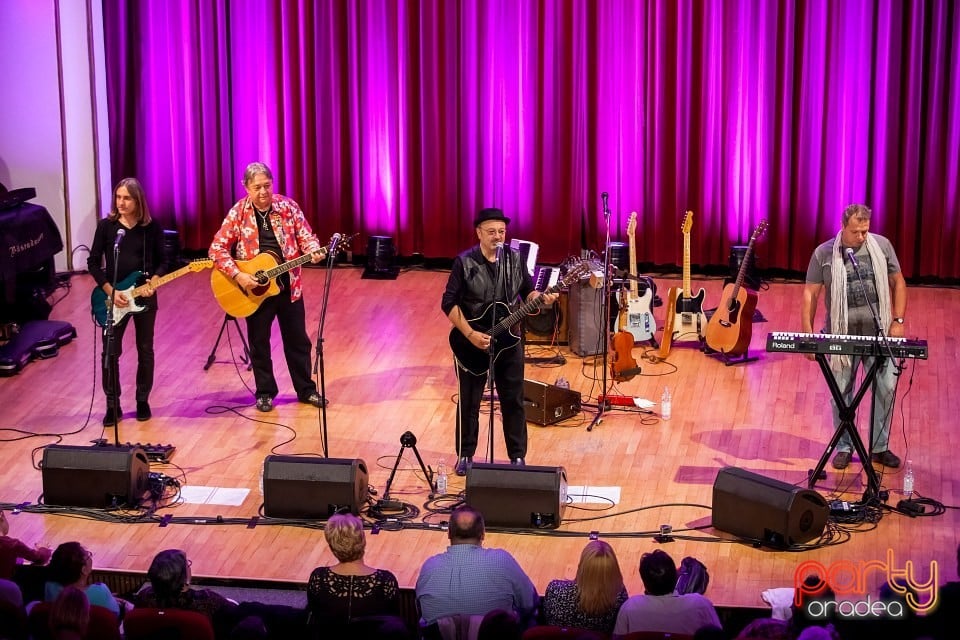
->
xmin=615 ymin=212 xmax=656 ymax=343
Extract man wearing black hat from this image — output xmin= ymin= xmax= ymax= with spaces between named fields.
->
xmin=441 ymin=208 xmax=557 ymax=476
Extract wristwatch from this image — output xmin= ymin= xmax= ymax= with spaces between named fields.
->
xmin=893 ymin=317 xmax=905 ymax=324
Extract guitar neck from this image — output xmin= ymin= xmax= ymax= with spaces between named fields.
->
xmin=628 ymin=230 xmax=639 ymax=298
xmin=264 ymin=248 xmax=326 ymax=279
xmin=682 ymin=231 xmax=692 ymax=297
xmin=131 ymin=261 xmax=209 ymax=297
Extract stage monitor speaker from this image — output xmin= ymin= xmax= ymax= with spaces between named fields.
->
xmin=712 ymin=467 xmax=828 ymax=547
xmin=524 ymin=291 xmax=568 ymax=345
xmin=466 ymin=463 xmax=567 ymax=528
xmin=41 ymin=445 xmax=149 ymax=508
xmin=523 ymin=379 xmax=581 ymax=425
xmin=568 ymin=282 xmax=603 ymax=356
xmin=262 ymin=456 xmax=368 ymax=519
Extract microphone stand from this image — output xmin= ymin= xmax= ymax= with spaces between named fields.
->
xmin=311 ymin=237 xmax=340 ymax=458
xmin=485 ymin=244 xmax=504 ymax=463
xmin=846 ymin=248 xmax=902 ymax=474
xmin=102 ymin=239 xmax=123 ymax=448
xmin=588 ymin=193 xmax=613 ymax=432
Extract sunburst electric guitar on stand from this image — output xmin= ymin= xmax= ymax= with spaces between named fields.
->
xmin=658 ymin=211 xmax=707 ymax=359
xmin=705 ymin=220 xmax=768 ymax=358
xmin=614 ymin=211 xmax=657 ymax=344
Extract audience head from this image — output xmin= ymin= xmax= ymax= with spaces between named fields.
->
xmin=324 ymin=513 xmax=367 ymax=563
xmin=676 ymin=555 xmax=710 ymax=595
xmin=48 ymin=585 xmax=90 ymax=640
xmin=734 ymin=618 xmax=790 ymax=639
xmin=795 ymin=625 xmax=840 ymax=640
xmin=449 ymin=505 xmax=485 ymax=544
xmin=477 ymin=608 xmax=521 ymax=640
xmin=791 ymin=574 xmax=836 ymax=632
xmin=147 ymin=549 xmax=191 ymax=605
xmin=0 ymin=509 xmax=8 ymax=536
xmin=47 ymin=542 xmax=92 ymax=587
xmin=575 ymin=539 xmax=625 ymax=615
xmin=694 ymin=625 xmax=728 ymax=640
xmin=639 ymin=549 xmax=677 ymax=596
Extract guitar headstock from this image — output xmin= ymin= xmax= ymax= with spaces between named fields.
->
xmin=751 ymin=220 xmax=769 ymax=243
xmin=681 ymin=210 xmax=693 ymax=235
xmin=561 ymin=261 xmax=591 ymax=286
xmin=627 ymin=211 xmax=637 ymax=237
xmin=190 ymin=259 xmax=214 ymax=272
xmin=326 ymin=233 xmax=359 ymax=254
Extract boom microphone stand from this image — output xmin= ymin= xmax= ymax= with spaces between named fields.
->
xmin=102 ymin=230 xmax=125 ymax=447
xmin=311 ymin=234 xmax=343 ymax=458
xmin=588 ymin=192 xmax=614 ymax=432
xmin=485 ymin=242 xmax=505 ymax=463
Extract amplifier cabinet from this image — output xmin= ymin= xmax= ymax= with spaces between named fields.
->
xmin=523 ymin=379 xmax=581 ymax=425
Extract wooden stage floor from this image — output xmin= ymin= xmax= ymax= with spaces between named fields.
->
xmin=1 ymin=265 xmax=956 ymax=610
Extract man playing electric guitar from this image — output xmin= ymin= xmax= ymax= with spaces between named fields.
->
xmin=442 ymin=208 xmax=558 ymax=476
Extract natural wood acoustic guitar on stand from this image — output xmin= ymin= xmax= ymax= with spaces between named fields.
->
xmin=658 ymin=211 xmax=707 ymax=360
xmin=705 ymin=220 xmax=767 ymax=359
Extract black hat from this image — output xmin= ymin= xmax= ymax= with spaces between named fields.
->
xmin=473 ymin=207 xmax=510 ymax=227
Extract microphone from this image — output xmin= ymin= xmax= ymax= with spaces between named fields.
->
xmin=113 ymin=228 xmax=126 ymax=251
xmin=601 ymin=192 xmax=609 ymax=216
xmin=495 ymin=242 xmax=504 ymax=261
xmin=845 ymin=247 xmax=860 ymax=270
xmin=328 ymin=232 xmax=342 ymax=252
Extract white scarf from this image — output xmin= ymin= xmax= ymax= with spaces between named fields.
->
xmin=829 ymin=232 xmax=891 ymax=371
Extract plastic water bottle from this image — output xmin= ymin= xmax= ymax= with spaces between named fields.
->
xmin=902 ymin=460 xmax=914 ymax=497
xmin=661 ymin=386 xmax=672 ymax=421
xmin=436 ymin=460 xmax=448 ymax=495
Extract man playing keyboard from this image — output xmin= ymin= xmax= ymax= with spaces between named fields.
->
xmin=801 ymin=203 xmax=907 ymax=471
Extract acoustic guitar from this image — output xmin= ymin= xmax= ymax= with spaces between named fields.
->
xmin=705 ymin=220 xmax=768 ymax=356
xmin=450 ymin=263 xmax=588 ymax=376
xmin=658 ymin=211 xmax=706 ymax=359
xmin=614 ymin=212 xmax=656 ymax=343
xmin=91 ymin=260 xmax=213 ymax=327
xmin=210 ymin=234 xmax=352 ymax=318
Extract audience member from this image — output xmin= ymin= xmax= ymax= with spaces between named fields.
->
xmin=790 ymin=574 xmax=836 ymax=634
xmin=135 ymin=549 xmax=238 ymax=636
xmin=0 ymin=510 xmax=52 ymax=580
xmin=541 ymin=540 xmax=628 ymax=633
xmin=477 ymin=608 xmax=522 ymax=640
xmin=48 ymin=586 xmax=89 ymax=640
xmin=613 ymin=549 xmax=721 ymax=638
xmin=306 ymin=513 xmax=401 ymax=634
xmin=734 ymin=617 xmax=791 ymax=639
xmin=416 ymin=505 xmax=538 ymax=627
xmin=676 ymin=556 xmax=710 ymax=595
xmin=44 ymin=543 xmax=120 ymax=616
xmin=924 ymin=542 xmax=960 ymax=640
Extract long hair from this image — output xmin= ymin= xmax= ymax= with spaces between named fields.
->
xmin=575 ymin=540 xmax=624 ymax=616
xmin=147 ymin=549 xmax=189 ymax=606
xmin=107 ymin=177 xmax=152 ymax=225
xmin=49 ymin=585 xmax=90 ymax=637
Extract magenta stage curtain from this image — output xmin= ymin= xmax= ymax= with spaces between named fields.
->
xmin=102 ymin=0 xmax=959 ymax=278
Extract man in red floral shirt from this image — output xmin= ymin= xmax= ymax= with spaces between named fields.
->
xmin=209 ymin=162 xmax=327 ymax=412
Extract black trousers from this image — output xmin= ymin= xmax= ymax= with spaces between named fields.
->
xmin=101 ymin=307 xmax=156 ymax=405
xmin=245 ymin=294 xmax=316 ymax=399
xmin=455 ymin=342 xmax=527 ymax=460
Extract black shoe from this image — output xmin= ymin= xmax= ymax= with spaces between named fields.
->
xmin=136 ymin=401 xmax=152 ymax=422
xmin=102 ymin=406 xmax=121 ymax=427
xmin=255 ymin=395 xmax=274 ymax=412
xmin=299 ymin=391 xmax=328 ymax=408
xmin=832 ymin=451 xmax=852 ymax=470
xmin=871 ymin=450 xmax=901 ymax=468
xmin=511 ymin=458 xmax=526 ymax=466
xmin=455 ymin=456 xmax=472 ymax=476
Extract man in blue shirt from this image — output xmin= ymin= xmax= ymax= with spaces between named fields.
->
xmin=416 ymin=505 xmax=538 ymax=626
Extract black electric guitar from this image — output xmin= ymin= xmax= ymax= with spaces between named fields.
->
xmin=450 ymin=263 xmax=588 ymax=376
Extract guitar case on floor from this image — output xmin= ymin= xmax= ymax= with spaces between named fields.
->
xmin=0 ymin=320 xmax=76 ymax=376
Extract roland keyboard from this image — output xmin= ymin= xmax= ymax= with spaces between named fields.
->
xmin=766 ymin=332 xmax=928 ymax=359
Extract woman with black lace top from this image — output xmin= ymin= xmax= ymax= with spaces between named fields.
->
xmin=306 ymin=513 xmax=403 ymax=636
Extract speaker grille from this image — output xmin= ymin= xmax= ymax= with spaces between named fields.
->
xmin=262 ymin=456 xmax=368 ymax=519
xmin=41 ymin=445 xmax=149 ymax=508
xmin=466 ymin=463 xmax=567 ymax=529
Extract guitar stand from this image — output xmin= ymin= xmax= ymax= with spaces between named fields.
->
xmin=204 ymin=314 xmax=251 ymax=371
xmin=378 ymin=430 xmax=436 ymax=509
xmin=807 ymin=353 xmax=884 ymax=502
xmin=705 ymin=345 xmax=758 ymax=366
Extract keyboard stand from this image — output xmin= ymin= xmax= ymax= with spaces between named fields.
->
xmin=808 ymin=353 xmax=883 ymax=500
